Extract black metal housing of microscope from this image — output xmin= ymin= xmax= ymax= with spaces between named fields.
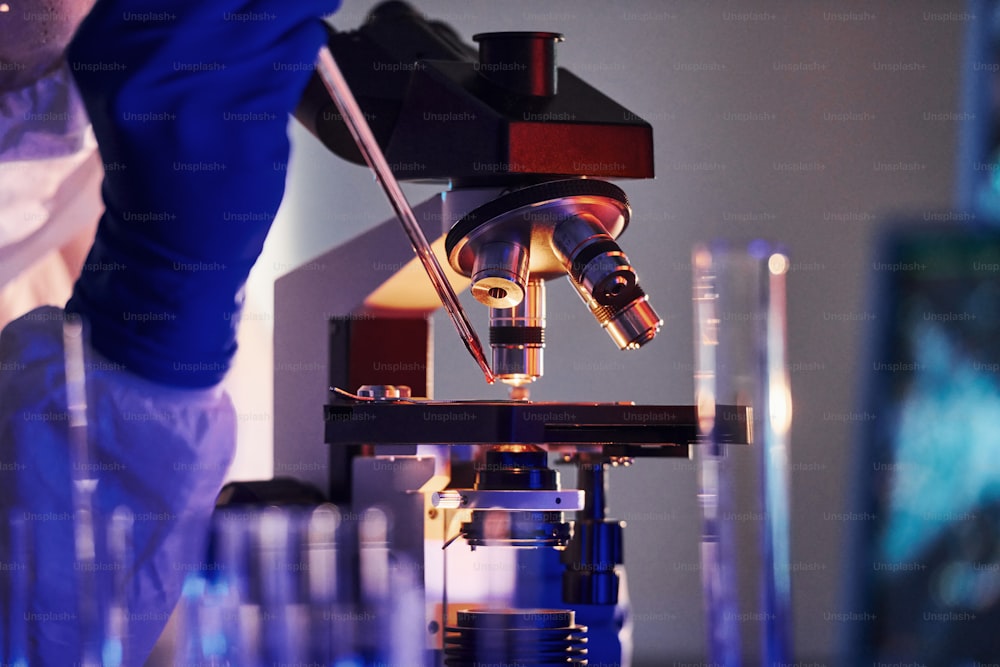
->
xmin=295 ymin=0 xmax=654 ymax=184
xmin=271 ymin=3 xmax=751 ymax=664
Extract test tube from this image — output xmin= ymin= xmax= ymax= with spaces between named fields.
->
xmin=305 ymin=505 xmax=340 ymax=663
xmin=692 ymin=241 xmax=793 ymax=666
xmin=103 ymin=506 xmax=133 ymax=667
xmin=176 ymin=510 xmax=247 ymax=666
xmin=176 ymin=504 xmax=426 ymax=666
xmin=63 ymin=314 xmax=103 ymax=667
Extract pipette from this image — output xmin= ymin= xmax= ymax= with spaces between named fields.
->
xmin=314 ymin=45 xmax=495 ymax=384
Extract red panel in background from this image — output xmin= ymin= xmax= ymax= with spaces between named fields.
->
xmin=508 ymin=123 xmax=655 ymax=179
xmin=343 ymin=316 xmax=431 ymax=397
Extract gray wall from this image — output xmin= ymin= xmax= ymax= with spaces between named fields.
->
xmin=270 ymin=1 xmax=966 ymax=662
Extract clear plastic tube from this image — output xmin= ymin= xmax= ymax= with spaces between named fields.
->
xmin=692 ymin=241 xmax=793 ymax=666
xmin=103 ymin=506 xmax=133 ymax=667
xmin=63 ymin=314 xmax=103 ymax=667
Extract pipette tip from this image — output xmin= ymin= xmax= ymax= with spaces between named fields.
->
xmin=471 ymin=344 xmax=496 ymax=384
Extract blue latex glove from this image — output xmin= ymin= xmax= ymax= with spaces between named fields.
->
xmin=66 ymin=0 xmax=341 ymax=387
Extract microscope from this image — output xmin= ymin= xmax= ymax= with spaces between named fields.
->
xmin=271 ymin=3 xmax=750 ymax=664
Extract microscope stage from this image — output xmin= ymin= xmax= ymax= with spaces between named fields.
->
xmin=324 ymin=400 xmax=749 ymax=455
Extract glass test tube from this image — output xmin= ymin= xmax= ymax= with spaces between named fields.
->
xmin=692 ymin=240 xmax=793 ymax=666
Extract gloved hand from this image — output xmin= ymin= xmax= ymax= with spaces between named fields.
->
xmin=66 ymin=0 xmax=341 ymax=387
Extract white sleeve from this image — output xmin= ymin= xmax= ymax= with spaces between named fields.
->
xmin=0 ymin=306 xmax=236 ymax=665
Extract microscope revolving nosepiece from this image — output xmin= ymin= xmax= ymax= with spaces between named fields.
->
xmin=447 ymin=179 xmax=663 ymax=363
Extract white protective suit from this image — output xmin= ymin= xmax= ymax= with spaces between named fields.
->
xmin=0 ymin=65 xmax=235 ymax=663
xmin=0 ymin=65 xmax=100 ymax=324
